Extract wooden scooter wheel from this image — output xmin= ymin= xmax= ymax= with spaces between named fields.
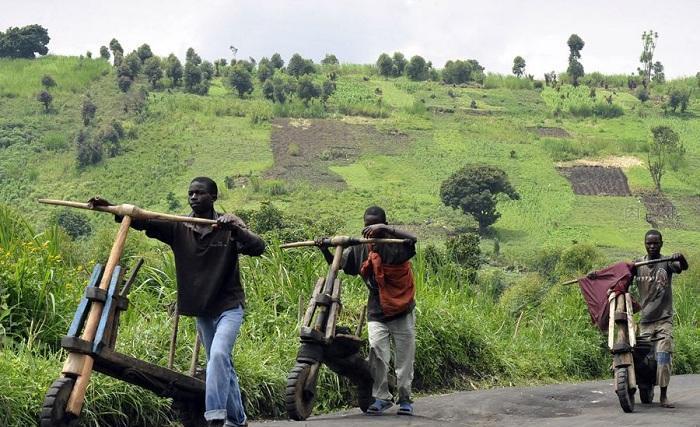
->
xmin=285 ymin=362 xmax=317 ymax=421
xmin=615 ymin=367 xmax=636 ymax=413
xmin=40 ymin=377 xmax=79 ymax=427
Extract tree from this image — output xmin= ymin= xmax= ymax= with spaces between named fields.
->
xmin=257 ymin=59 xmax=273 ymax=83
xmin=124 ymin=51 xmax=142 ymax=76
xmin=136 ymin=43 xmax=153 ymax=62
xmin=321 ymin=54 xmax=339 ymax=65
xmin=512 ymin=56 xmax=526 ymax=77
xmin=262 ymin=79 xmax=274 ymax=101
xmin=652 ymin=61 xmax=665 ymax=84
xmin=440 ymin=164 xmax=520 ymax=232
xmin=75 ymin=129 xmax=102 ymax=167
xmin=99 ymin=46 xmax=110 ymax=60
xmin=321 ymin=79 xmax=336 ymax=102
xmin=443 ymin=60 xmax=473 ymax=84
xmin=567 ymin=34 xmax=585 ymax=86
xmin=666 ymin=87 xmax=690 ymax=113
xmin=376 ymin=53 xmax=393 ymax=77
xmin=184 ymin=62 xmax=209 ymax=95
xmin=81 ymin=97 xmax=97 ymax=125
xmin=406 ymin=55 xmax=428 ymax=81
xmin=0 ymin=24 xmax=50 ymax=58
xmin=36 ymin=90 xmax=52 ymax=112
xmin=638 ymin=30 xmax=658 ymax=88
xmin=117 ymin=76 xmax=132 ymax=92
xmin=391 ymin=52 xmax=407 ymax=76
xmin=270 ymin=53 xmax=284 ymax=69
xmin=109 ymin=39 xmax=123 ymax=66
xmin=287 ymin=53 xmax=315 ymax=77
xmin=186 ymin=47 xmax=202 ymax=66
xmin=445 ymin=233 xmax=482 ymax=270
xmin=214 ymin=58 xmax=228 ymax=76
xmin=54 ymin=210 xmax=92 ymax=239
xmin=165 ymin=54 xmax=183 ymax=86
xmin=41 ymin=74 xmax=56 ymax=89
xmin=143 ymin=56 xmax=163 ymax=88
xmin=648 ymin=126 xmax=683 ymax=191
xmin=297 ymin=75 xmax=321 ymax=105
xmin=200 ymin=61 xmax=214 ymax=81
xmin=229 ymin=64 xmax=254 ymax=97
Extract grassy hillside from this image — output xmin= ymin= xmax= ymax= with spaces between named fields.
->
xmin=0 ymin=56 xmax=698 ymax=425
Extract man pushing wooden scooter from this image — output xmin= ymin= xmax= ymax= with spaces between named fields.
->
xmin=38 ymin=179 xmax=263 ymax=427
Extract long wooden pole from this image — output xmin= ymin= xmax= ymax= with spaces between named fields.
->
xmin=280 ymin=237 xmax=409 ymax=249
xmin=64 ymin=216 xmax=132 ymax=415
xmin=560 ymin=256 xmax=675 ymax=286
xmin=38 ymin=199 xmax=216 ymax=225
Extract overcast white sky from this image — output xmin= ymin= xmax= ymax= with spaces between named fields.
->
xmin=3 ymin=0 xmax=699 ymax=78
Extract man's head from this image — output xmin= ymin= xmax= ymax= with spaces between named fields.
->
xmin=645 ymin=229 xmax=663 ymax=258
xmin=188 ymin=177 xmax=218 ymax=215
xmin=364 ymin=206 xmax=387 ymax=227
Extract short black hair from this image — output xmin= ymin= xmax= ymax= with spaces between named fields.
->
xmin=190 ymin=176 xmax=218 ymax=196
xmin=645 ymin=229 xmax=662 ymax=240
xmin=364 ymin=206 xmax=387 ymax=223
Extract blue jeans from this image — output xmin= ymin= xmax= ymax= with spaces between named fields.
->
xmin=197 ymin=306 xmax=246 ymax=425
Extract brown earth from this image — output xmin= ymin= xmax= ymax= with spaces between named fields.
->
xmin=639 ymin=191 xmax=680 ymax=228
xmin=266 ymin=118 xmax=410 ymax=188
xmin=529 ymin=126 xmax=571 ymax=137
xmin=557 ymin=166 xmax=631 ymax=196
xmin=556 ymin=155 xmax=643 ymax=169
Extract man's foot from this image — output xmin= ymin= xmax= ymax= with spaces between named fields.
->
xmin=660 ymin=400 xmax=675 ymax=408
xmin=366 ymin=398 xmax=393 ymax=415
xmin=397 ymin=402 xmax=414 ymax=416
xmin=208 ymin=420 xmax=225 ymax=427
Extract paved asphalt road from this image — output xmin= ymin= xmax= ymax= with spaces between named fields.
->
xmin=251 ymin=374 xmax=699 ymax=427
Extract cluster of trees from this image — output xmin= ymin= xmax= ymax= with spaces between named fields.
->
xmin=226 ymin=52 xmax=337 ymax=105
xmin=0 ymin=24 xmax=50 ymax=58
xmin=74 ymin=95 xmax=127 ymax=167
xmin=376 ymin=52 xmax=439 ymax=81
xmin=443 ymin=59 xmax=485 ymax=84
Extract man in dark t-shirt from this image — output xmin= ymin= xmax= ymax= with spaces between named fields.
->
xmin=633 ymin=229 xmax=688 ymax=408
xmin=317 ymin=206 xmax=418 ymax=416
xmin=94 ymin=177 xmax=264 ymax=427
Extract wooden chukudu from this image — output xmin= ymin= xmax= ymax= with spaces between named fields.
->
xmin=38 ymin=199 xmax=212 ymax=427
xmin=562 ymin=256 xmax=674 ymax=413
xmin=281 ymin=236 xmax=411 ymax=421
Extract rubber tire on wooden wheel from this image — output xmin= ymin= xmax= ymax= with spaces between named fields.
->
xmin=286 ymin=362 xmax=317 ymax=421
xmin=615 ymin=367 xmax=636 ymax=413
xmin=639 ymin=386 xmax=654 ymax=404
xmin=40 ymin=377 xmax=79 ymax=427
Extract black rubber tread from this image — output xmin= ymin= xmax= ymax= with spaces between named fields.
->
xmin=40 ymin=377 xmax=78 ymax=427
xmin=285 ymin=362 xmax=315 ymax=421
xmin=639 ymin=386 xmax=654 ymax=404
xmin=615 ymin=367 xmax=635 ymax=413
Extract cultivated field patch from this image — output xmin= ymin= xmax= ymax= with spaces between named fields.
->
xmin=267 ymin=118 xmax=410 ymax=188
xmin=556 ymin=155 xmax=643 ymax=169
xmin=530 ymin=126 xmax=571 ymax=138
xmin=557 ymin=165 xmax=631 ymax=196
xmin=640 ymin=191 xmax=681 ymax=228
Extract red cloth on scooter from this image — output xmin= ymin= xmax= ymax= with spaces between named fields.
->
xmin=360 ymin=250 xmax=415 ymax=317
xmin=578 ymin=261 xmax=636 ymax=331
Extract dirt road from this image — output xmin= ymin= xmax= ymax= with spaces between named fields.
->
xmin=251 ymin=374 xmax=699 ymax=426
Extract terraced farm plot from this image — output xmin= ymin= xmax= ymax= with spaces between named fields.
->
xmin=557 ymin=165 xmax=631 ymax=196
xmin=529 ymin=126 xmax=571 ymax=137
xmin=267 ymin=118 xmax=410 ymax=188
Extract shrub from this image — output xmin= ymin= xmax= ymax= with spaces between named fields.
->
xmin=446 ymin=233 xmax=482 ymax=270
xmin=53 ymin=210 xmax=92 ymax=239
xmin=554 ymin=243 xmax=602 ymax=280
xmin=498 ymin=273 xmax=548 ymax=316
xmin=592 ymin=102 xmax=623 ymax=118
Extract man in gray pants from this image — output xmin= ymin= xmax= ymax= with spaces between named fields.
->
xmin=317 ymin=206 xmax=418 ymax=416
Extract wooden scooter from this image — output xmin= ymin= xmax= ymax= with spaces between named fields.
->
xmin=280 ymin=235 xmax=410 ymax=421
xmin=37 ymin=199 xmax=215 ymax=427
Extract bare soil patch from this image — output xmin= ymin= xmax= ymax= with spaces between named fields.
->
xmin=556 ymin=156 xmax=643 ymax=169
xmin=267 ymin=118 xmax=410 ymax=188
xmin=557 ymin=166 xmax=631 ymax=196
xmin=640 ymin=191 xmax=680 ymax=228
xmin=529 ymin=126 xmax=571 ymax=138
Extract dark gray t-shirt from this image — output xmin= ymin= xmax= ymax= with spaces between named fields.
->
xmin=341 ymin=242 xmax=416 ymax=322
xmin=634 ymin=255 xmax=683 ymax=324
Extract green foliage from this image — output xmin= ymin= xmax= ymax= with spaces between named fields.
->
xmin=165 ymin=54 xmax=183 ymax=87
xmin=270 ymin=53 xmax=284 ymax=70
xmin=0 ymin=24 xmax=50 ymax=58
xmin=512 ymin=56 xmax=526 ymax=77
xmin=297 ymin=75 xmax=321 ymax=105
xmin=99 ymin=46 xmax=110 ymax=60
xmin=391 ymin=52 xmax=407 ymax=77
xmin=376 ymin=53 xmax=393 ymax=77
xmin=566 ymin=34 xmax=585 ymax=86
xmin=445 ymin=233 xmax=482 ymax=270
xmin=554 ymin=243 xmax=602 ymax=279
xmin=109 ymin=38 xmax=123 ymax=58
xmin=648 ymin=125 xmax=684 ymax=191
xmin=665 ymin=86 xmax=691 ymax=113
xmin=541 ymin=85 xmax=624 ymax=118
xmin=483 ymin=73 xmax=533 ymax=90
xmin=124 ymin=51 xmax=142 ymax=76
xmin=406 ymin=55 xmax=429 ymax=81
xmin=53 ymin=209 xmax=92 ymax=239
xmin=287 ymin=53 xmax=315 ymax=77
xmin=200 ymin=60 xmax=214 ymax=81
xmin=442 ymin=60 xmax=474 ymax=84
xmin=40 ymin=74 xmax=55 ymax=89
xmin=229 ymin=63 xmax=254 ymax=98
xmin=36 ymin=90 xmax=52 ymax=112
xmin=136 ymin=43 xmax=153 ymax=62
xmin=256 ymin=59 xmax=273 ymax=83
xmin=638 ymin=30 xmax=658 ymax=88
xmin=499 ymin=273 xmax=548 ymax=315
xmin=321 ymin=54 xmax=338 ymax=65
xmin=440 ymin=164 xmax=520 ymax=231
xmin=81 ymin=96 xmax=97 ymax=125
xmin=142 ymin=56 xmax=163 ymax=88
xmin=75 ymin=128 xmax=102 ymax=167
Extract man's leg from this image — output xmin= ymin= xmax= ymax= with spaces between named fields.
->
xmin=367 ymin=320 xmax=392 ymax=401
xmin=387 ymin=311 xmax=416 ymax=405
xmin=655 ymin=320 xmax=674 ymax=408
xmin=197 ymin=307 xmax=246 ymax=424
